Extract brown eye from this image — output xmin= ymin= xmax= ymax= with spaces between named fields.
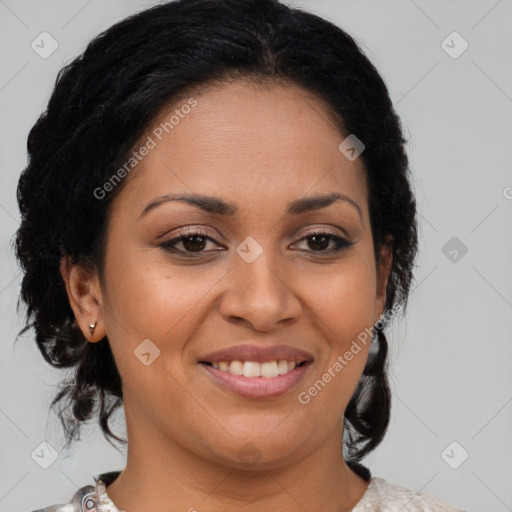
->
xmin=307 ymin=234 xmax=330 ymax=251
xmin=293 ymin=231 xmax=353 ymax=253
xmin=159 ymin=230 xmax=224 ymax=256
xmin=180 ymin=234 xmax=207 ymax=252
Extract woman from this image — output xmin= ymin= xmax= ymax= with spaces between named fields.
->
xmin=15 ymin=0 xmax=463 ymax=510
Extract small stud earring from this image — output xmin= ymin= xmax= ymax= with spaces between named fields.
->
xmin=89 ymin=322 xmax=97 ymax=335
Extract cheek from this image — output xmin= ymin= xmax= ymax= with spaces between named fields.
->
xmin=298 ymin=276 xmax=374 ymax=419
xmin=100 ymin=243 xmax=228 ymax=366
xmin=297 ymin=249 xmax=377 ymax=399
xmin=305 ymin=249 xmax=378 ymax=340
xmin=104 ymin=242 xmax=213 ymax=322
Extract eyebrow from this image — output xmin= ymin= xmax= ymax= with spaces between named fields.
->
xmin=140 ymin=192 xmax=362 ymax=221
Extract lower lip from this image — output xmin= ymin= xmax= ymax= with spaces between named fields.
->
xmin=200 ymin=362 xmax=312 ymax=399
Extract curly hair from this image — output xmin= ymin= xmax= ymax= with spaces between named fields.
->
xmin=14 ymin=0 xmax=418 ymax=462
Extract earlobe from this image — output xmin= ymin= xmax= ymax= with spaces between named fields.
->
xmin=59 ymin=256 xmax=104 ymax=342
xmin=375 ymin=240 xmax=393 ymax=320
xmin=89 ymin=321 xmax=98 ymax=336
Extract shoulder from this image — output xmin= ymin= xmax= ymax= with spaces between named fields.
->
xmin=28 ymin=471 xmax=121 ymax=512
xmin=354 ymin=477 xmax=465 ymax=511
xmin=28 ymin=485 xmax=96 ymax=512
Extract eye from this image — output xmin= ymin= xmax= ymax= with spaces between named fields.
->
xmin=159 ymin=229 xmax=224 ymax=256
xmin=292 ymin=230 xmax=354 ymax=254
xmin=158 ymin=228 xmax=353 ymax=257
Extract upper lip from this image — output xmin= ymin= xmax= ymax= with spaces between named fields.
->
xmin=199 ymin=344 xmax=314 ymax=364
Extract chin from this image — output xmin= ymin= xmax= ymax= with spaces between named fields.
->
xmin=201 ymin=434 xmax=307 ymax=472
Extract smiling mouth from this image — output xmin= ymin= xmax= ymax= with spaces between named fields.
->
xmin=200 ymin=359 xmax=309 ymax=378
xmin=198 ymin=344 xmax=314 ymax=398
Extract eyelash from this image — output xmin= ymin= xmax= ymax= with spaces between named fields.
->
xmin=159 ymin=228 xmax=354 ymax=257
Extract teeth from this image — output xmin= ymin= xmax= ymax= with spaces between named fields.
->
xmin=210 ymin=359 xmax=301 ymax=377
xmin=277 ymin=360 xmax=288 ymax=375
xmin=261 ymin=361 xmax=278 ymax=378
xmin=242 ymin=361 xmax=260 ymax=377
xmin=230 ymin=360 xmax=243 ymax=375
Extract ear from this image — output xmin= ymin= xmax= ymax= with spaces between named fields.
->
xmin=374 ymin=238 xmax=393 ymax=324
xmin=59 ymin=255 xmax=105 ymax=342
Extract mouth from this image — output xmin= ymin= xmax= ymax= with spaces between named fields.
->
xmin=200 ymin=359 xmax=308 ymax=377
xmin=198 ymin=344 xmax=313 ymax=399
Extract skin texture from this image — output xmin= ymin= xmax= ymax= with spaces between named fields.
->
xmin=60 ymin=80 xmax=392 ymax=511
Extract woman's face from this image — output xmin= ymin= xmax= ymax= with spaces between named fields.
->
xmin=89 ymin=80 xmax=391 ymax=469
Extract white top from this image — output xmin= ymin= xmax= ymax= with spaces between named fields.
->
xmin=352 ymin=477 xmax=464 ymax=511
xmin=31 ymin=474 xmax=465 ymax=511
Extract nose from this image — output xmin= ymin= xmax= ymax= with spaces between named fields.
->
xmin=219 ymin=249 xmax=302 ymax=332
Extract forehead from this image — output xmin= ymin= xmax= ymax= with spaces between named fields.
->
xmin=114 ymin=80 xmax=368 ymax=218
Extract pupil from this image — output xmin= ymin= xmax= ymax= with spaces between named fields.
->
xmin=183 ymin=235 xmax=206 ymax=252
xmin=309 ymin=235 xmax=329 ymax=251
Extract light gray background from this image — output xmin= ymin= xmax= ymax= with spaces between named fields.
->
xmin=1 ymin=1 xmax=511 ymax=510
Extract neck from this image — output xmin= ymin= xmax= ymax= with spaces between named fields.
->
xmin=105 ymin=406 xmax=370 ymax=511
